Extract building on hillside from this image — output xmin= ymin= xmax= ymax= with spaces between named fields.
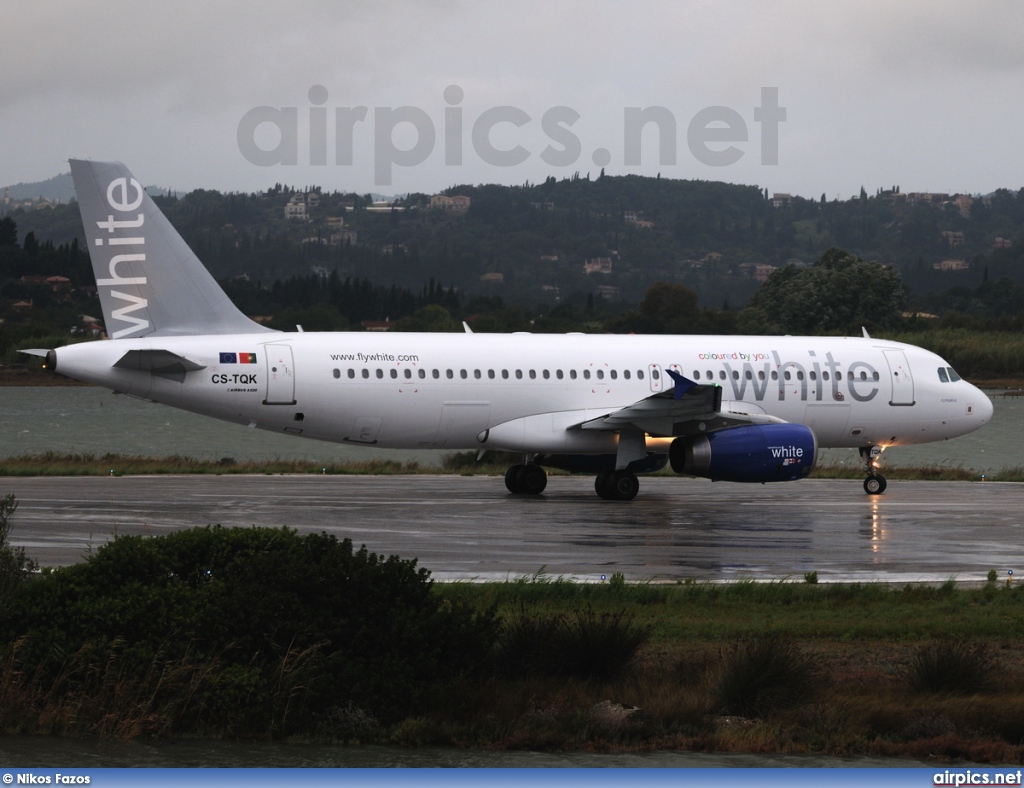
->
xmin=430 ymin=194 xmax=471 ymax=211
xmin=941 ymin=231 xmax=965 ymax=248
xmin=583 ymin=257 xmax=613 ymax=275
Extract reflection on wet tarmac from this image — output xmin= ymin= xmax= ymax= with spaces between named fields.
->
xmin=4 ymin=475 xmax=1021 ymax=584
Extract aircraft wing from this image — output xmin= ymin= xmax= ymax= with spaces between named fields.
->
xmin=575 ymin=370 xmax=784 ymax=437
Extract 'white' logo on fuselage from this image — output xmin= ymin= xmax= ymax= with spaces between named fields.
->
xmin=93 ymin=177 xmax=149 ymax=338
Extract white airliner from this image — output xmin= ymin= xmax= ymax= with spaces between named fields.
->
xmin=24 ymin=160 xmax=994 ymax=500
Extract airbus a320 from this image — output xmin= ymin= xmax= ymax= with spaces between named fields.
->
xmin=23 ymin=160 xmax=994 ymax=500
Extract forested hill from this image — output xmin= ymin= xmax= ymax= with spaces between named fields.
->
xmin=5 ymin=171 xmax=1024 ymax=314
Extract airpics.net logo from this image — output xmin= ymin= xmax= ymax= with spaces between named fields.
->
xmin=236 ymin=85 xmax=786 ymax=186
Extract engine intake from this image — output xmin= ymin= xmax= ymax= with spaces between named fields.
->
xmin=669 ymin=424 xmax=817 ymax=483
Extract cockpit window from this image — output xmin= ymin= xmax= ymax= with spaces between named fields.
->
xmin=947 ymin=367 xmax=962 ymax=382
xmin=937 ymin=367 xmax=949 ymax=383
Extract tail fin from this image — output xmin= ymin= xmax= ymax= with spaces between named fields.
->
xmin=70 ymin=159 xmax=275 ymax=338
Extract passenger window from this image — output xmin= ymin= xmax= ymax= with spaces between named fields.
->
xmin=732 ymin=370 xmax=739 ymax=380
xmin=872 ymin=371 xmax=880 ymax=381
xmin=516 ymin=370 xmax=523 ymax=379
xmin=637 ymin=370 xmax=644 ymax=380
xmin=432 ymin=369 xmax=440 ymax=379
xmin=376 ymin=369 xmax=384 ymax=379
xmin=390 ymin=369 xmax=398 ymax=379
xmin=362 ymin=369 xmax=370 ymax=379
xmin=771 ymin=371 xmax=778 ymax=380
xmin=745 ymin=370 xmax=752 ymax=380
xmin=419 ymin=369 xmax=426 ymax=379
xmin=652 ymin=370 xmax=660 ymax=380
xmin=529 ymin=370 xmax=536 ymax=379
xmin=822 ymin=372 xmax=829 ymax=381
xmin=796 ymin=371 xmax=804 ymax=381
xmin=404 ymin=369 xmax=412 ymax=379
xmin=610 ymin=370 xmax=617 ymax=380
xmin=502 ymin=369 xmax=509 ymax=379
xmin=460 ymin=370 xmax=467 ymax=379
xmin=584 ymin=370 xmax=591 ymax=380
xmin=333 ymin=369 xmax=340 ymax=379
xmin=556 ymin=370 xmax=564 ymax=379
xmin=719 ymin=370 xmax=726 ymax=380
xmin=860 ymin=371 xmax=867 ymax=381
xmin=543 ymin=370 xmax=550 ymax=379
xmin=474 ymin=370 xmax=481 ymax=379
xmin=596 ymin=370 xmax=604 ymax=380
xmin=938 ymin=367 xmax=949 ymax=383
xmin=784 ymin=371 xmax=791 ymax=381
xmin=570 ymin=370 xmax=578 ymax=380
xmin=348 ymin=369 xmax=356 ymax=379
xmin=446 ymin=369 xmax=454 ymax=379
xmin=947 ymin=367 xmax=961 ymax=382
xmin=809 ymin=371 xmax=816 ymax=380
xmin=488 ymin=369 xmax=495 ymax=379
xmin=758 ymin=371 xmax=765 ymax=380
xmin=623 ymin=370 xmax=630 ymax=380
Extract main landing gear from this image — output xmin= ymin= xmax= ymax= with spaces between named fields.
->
xmin=860 ymin=445 xmax=887 ymax=495
xmin=504 ymin=462 xmax=548 ymax=495
xmin=595 ymin=469 xmax=640 ymax=501
xmin=503 ymin=461 xmax=640 ymax=500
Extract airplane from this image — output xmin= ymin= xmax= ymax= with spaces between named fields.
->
xmin=23 ymin=160 xmax=994 ymax=500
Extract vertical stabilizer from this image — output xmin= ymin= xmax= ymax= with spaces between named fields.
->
xmin=70 ymin=159 xmax=275 ymax=338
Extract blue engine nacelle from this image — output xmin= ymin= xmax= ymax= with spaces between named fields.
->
xmin=669 ymin=424 xmax=817 ymax=483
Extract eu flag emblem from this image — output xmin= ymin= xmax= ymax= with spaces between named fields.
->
xmin=220 ymin=352 xmax=237 ymax=364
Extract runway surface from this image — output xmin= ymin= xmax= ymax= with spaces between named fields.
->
xmin=3 ymin=475 xmax=1022 ymax=583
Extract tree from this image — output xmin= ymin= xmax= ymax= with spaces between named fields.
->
xmin=742 ymin=248 xmax=905 ymax=334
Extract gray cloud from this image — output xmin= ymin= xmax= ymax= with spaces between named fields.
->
xmin=2 ymin=1 xmax=1022 ymax=197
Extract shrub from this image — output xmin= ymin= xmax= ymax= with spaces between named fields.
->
xmin=0 ymin=526 xmax=498 ymax=733
xmin=0 ymin=494 xmax=38 ymax=604
xmin=711 ymin=636 xmax=816 ymax=717
xmin=905 ymin=640 xmax=997 ymax=694
xmin=495 ymin=607 xmax=650 ymax=681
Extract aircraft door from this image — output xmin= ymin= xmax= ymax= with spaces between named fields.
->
xmin=648 ymin=364 xmax=664 ymax=392
xmin=883 ymin=350 xmax=915 ymax=406
xmin=263 ymin=344 xmax=296 ymax=405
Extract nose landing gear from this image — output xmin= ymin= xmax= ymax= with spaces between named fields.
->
xmin=860 ymin=445 xmax=887 ymax=495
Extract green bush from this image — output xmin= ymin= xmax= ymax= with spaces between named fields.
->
xmin=0 ymin=494 xmax=38 ymax=605
xmin=905 ymin=640 xmax=997 ymax=695
xmin=0 ymin=526 xmax=498 ymax=733
xmin=495 ymin=607 xmax=650 ymax=681
xmin=711 ymin=636 xmax=816 ymax=717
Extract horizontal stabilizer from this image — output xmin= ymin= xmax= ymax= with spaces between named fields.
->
xmin=114 ymin=349 xmax=206 ymax=380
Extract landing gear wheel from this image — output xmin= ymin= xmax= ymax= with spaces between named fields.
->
xmin=863 ymin=474 xmax=887 ymax=495
xmin=610 ymin=470 xmax=639 ymax=501
xmin=595 ymin=470 xmax=639 ymax=501
xmin=505 ymin=463 xmax=547 ymax=495
xmin=519 ymin=464 xmax=548 ymax=495
xmin=505 ymin=464 xmax=525 ymax=493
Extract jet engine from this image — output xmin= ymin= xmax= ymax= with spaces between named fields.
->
xmin=669 ymin=424 xmax=817 ymax=483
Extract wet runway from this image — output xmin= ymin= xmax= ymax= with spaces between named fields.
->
xmin=3 ymin=475 xmax=1022 ymax=583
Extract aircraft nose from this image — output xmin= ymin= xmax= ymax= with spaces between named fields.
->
xmin=974 ymin=387 xmax=994 ymax=424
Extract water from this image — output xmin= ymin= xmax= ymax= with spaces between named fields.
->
xmin=0 ymin=387 xmax=443 ymax=466
xmin=1 ymin=386 xmax=1020 ymax=472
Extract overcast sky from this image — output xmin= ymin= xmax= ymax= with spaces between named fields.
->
xmin=3 ymin=1 xmax=1023 ymax=198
